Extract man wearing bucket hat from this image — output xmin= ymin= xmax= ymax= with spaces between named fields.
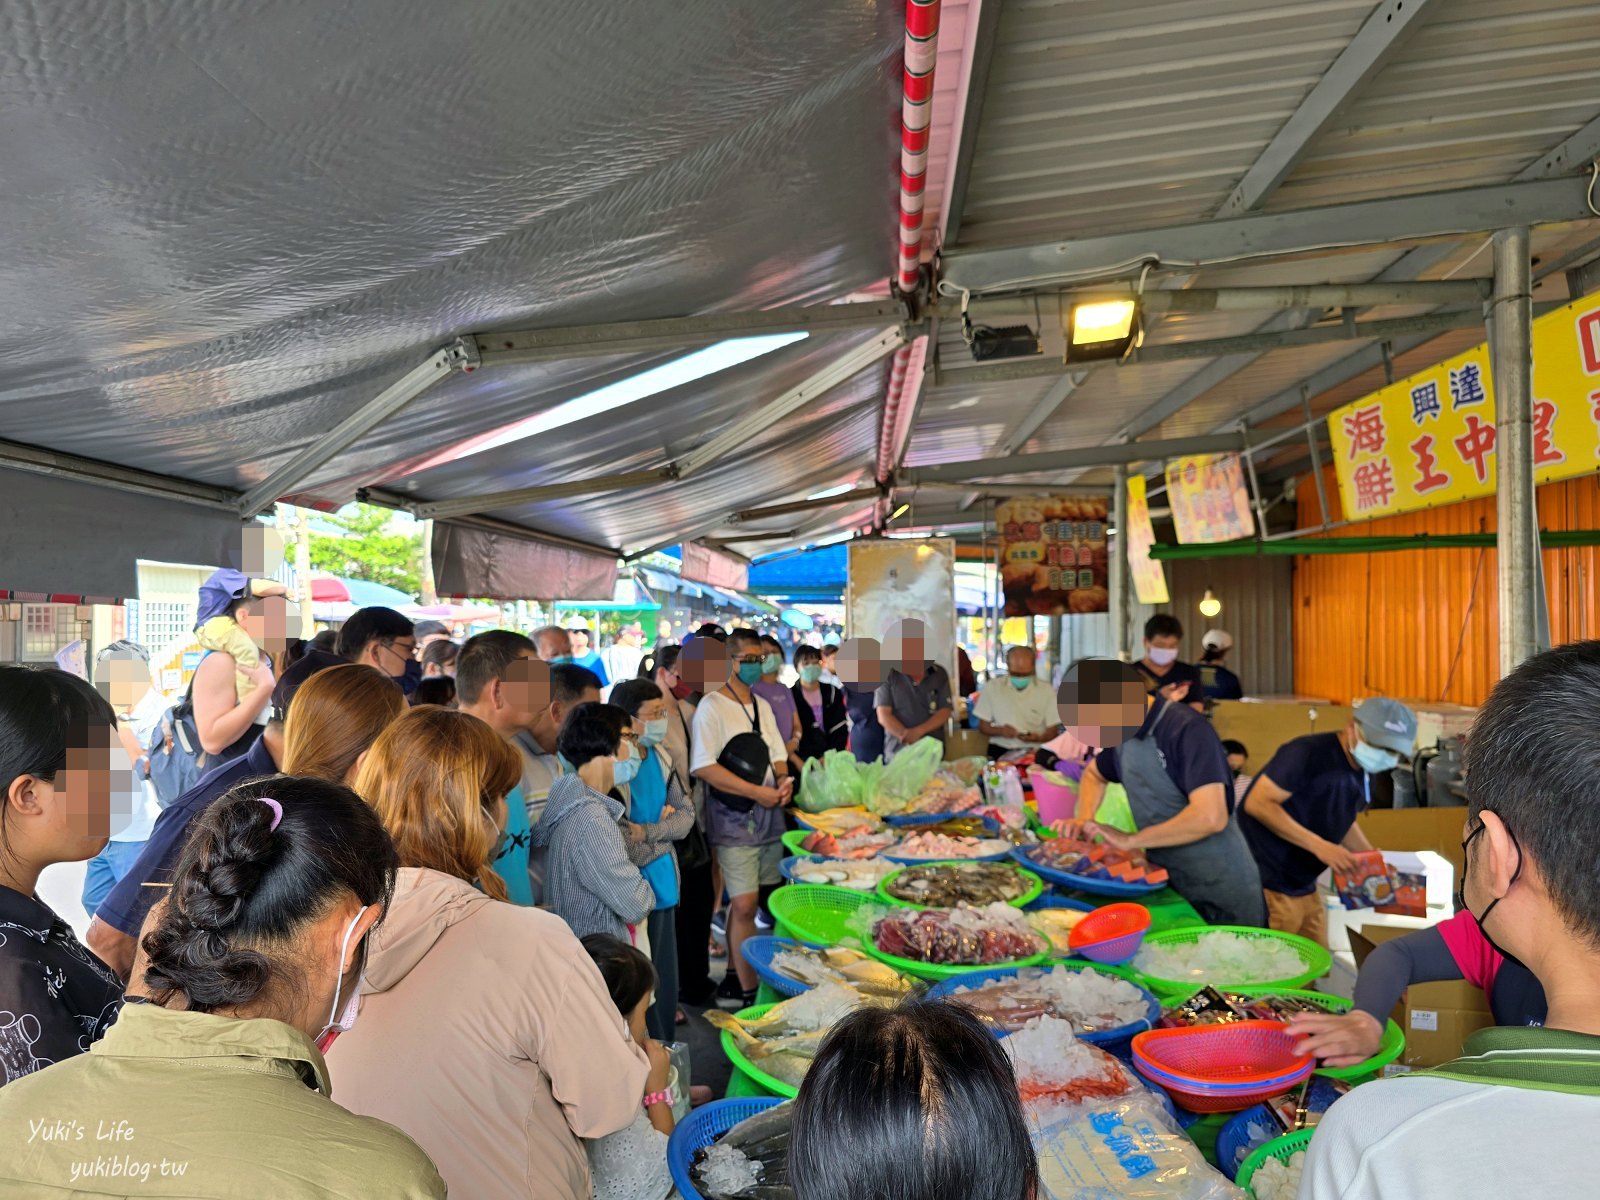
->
xmin=1239 ymin=697 xmax=1417 ymax=947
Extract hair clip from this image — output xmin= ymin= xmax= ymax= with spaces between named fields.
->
xmin=259 ymin=797 xmax=283 ymax=831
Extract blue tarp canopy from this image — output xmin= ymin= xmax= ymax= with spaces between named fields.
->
xmin=748 ymin=545 xmax=847 ymax=601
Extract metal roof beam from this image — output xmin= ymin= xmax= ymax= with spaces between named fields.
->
xmin=940 ymin=0 xmax=1004 ymax=247
xmin=1218 ymin=0 xmax=1438 ymax=218
xmin=935 ymin=307 xmax=1489 ymax=387
xmin=0 ymin=437 xmax=242 ymax=513
xmin=474 ymin=300 xmax=909 ymax=368
xmin=730 ymin=487 xmax=884 ymax=524
xmin=897 ymin=432 xmax=1246 ymax=485
xmin=236 ymin=339 xmax=478 ymax=519
xmin=675 ymin=328 xmax=904 ymax=479
xmin=939 ymin=177 xmax=1597 ymax=296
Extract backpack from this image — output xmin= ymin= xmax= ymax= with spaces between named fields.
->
xmin=706 ymin=695 xmax=771 ymax=815
xmin=144 ymin=676 xmax=207 ymax=807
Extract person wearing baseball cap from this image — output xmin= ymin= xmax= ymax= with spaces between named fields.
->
xmin=1199 ymin=629 xmax=1244 ymax=701
xmin=1239 ymin=696 xmax=1418 ymax=946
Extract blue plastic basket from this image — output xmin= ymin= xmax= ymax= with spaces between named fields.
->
xmin=1010 ymin=844 xmax=1164 ymax=897
xmin=883 ymin=811 xmax=999 ymax=831
xmin=883 ymin=842 xmax=1015 ymax=865
xmin=1023 ymin=892 xmax=1097 ymax=913
xmin=1216 ymin=1105 xmax=1279 ymax=1181
xmin=739 ymin=935 xmax=824 ymax=997
xmin=667 ymin=1097 xmax=786 ymax=1200
xmin=923 ymin=963 xmax=1162 ymax=1048
xmin=779 ymin=855 xmax=887 ymax=885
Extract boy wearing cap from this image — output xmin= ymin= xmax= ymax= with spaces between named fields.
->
xmin=1239 ymin=697 xmax=1418 ymax=946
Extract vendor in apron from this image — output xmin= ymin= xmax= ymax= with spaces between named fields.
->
xmin=1300 ymin=642 xmax=1600 ymax=1199
xmin=1062 ymin=660 xmax=1265 ymax=927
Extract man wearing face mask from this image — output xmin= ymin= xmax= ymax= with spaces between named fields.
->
xmin=1302 ymin=643 xmax=1600 ymax=1200
xmin=1137 ymin=614 xmax=1205 ymax=713
xmin=533 ymin=624 xmax=575 ymax=666
xmin=691 ymin=628 xmax=793 ymax=1009
xmin=975 ymin=645 xmax=1063 ymax=760
xmin=1238 ymin=698 xmax=1415 ymax=946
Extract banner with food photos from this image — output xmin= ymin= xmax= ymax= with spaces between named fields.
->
xmin=997 ymin=496 xmax=1110 ymax=617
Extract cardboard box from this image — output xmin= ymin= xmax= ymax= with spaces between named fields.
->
xmin=1349 ymin=925 xmax=1494 ymax=1068
xmin=1211 ymin=700 xmax=1355 ymax=768
xmin=1356 ymin=806 xmax=1469 ymax=888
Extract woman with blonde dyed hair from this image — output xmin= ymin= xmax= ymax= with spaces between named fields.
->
xmin=329 ymin=706 xmax=649 ymax=1200
xmin=353 ymin=706 xmax=520 ymax=900
xmin=282 ymin=663 xmax=407 ymax=784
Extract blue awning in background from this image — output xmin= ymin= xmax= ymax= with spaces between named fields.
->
xmin=748 ymin=545 xmax=847 ymax=601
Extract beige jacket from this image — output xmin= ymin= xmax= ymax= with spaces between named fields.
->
xmin=327 ymin=868 xmax=649 ymax=1200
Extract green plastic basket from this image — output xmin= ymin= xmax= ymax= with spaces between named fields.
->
xmin=720 ymin=1003 xmax=800 ymax=1099
xmin=767 ymin=884 xmax=872 ymax=945
xmin=1131 ymin=926 xmax=1333 ymax=995
xmin=860 ymin=914 xmax=1051 ymax=981
xmin=781 ymin=829 xmax=813 ymax=856
xmin=1217 ymin=986 xmax=1405 ymax=1083
xmin=875 ymin=861 xmax=1046 ymax=911
xmin=1235 ymin=1128 xmax=1314 ymax=1197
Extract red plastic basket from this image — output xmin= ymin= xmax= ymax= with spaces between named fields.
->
xmin=1069 ymin=902 xmax=1151 ymax=965
xmin=1131 ymin=1021 xmax=1314 ymax=1111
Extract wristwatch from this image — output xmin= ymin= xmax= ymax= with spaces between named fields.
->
xmin=642 ymin=1088 xmax=674 ymax=1109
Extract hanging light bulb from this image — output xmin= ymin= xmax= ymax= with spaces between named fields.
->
xmin=1199 ymin=589 xmax=1222 ymax=618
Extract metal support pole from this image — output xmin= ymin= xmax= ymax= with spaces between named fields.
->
xmin=1301 ymin=385 xmax=1332 ymax=529
xmin=1492 ymin=226 xmax=1539 ymax=676
xmin=1112 ymin=465 xmax=1130 ymax=661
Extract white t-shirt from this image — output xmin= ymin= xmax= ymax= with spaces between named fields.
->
xmin=690 ymin=689 xmax=787 ymax=775
xmin=1302 ymin=1073 xmax=1600 ymax=1199
xmin=973 ymin=678 xmax=1062 ymax=750
xmin=116 ymin=689 xmax=170 ymax=843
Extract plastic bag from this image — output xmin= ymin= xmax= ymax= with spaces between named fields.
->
xmin=797 ymin=751 xmax=865 ymax=813
xmin=1094 ymin=783 xmax=1137 ymax=834
xmin=874 ymin=738 xmax=944 ymax=812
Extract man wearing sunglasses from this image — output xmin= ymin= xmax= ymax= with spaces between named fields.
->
xmin=1303 ymin=642 xmax=1600 ymax=1198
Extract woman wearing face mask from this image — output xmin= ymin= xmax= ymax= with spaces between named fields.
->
xmin=0 ymin=667 xmax=126 ymax=1088
xmin=792 ymin=644 xmax=848 ymax=766
xmin=531 ymin=703 xmax=656 ymax=943
xmin=330 ymin=705 xmax=649 ymax=1200
xmin=0 ymin=774 xmax=447 ymax=1197
xmin=752 ymin=634 xmax=803 ymax=775
xmin=607 ymin=680 xmax=694 ymax=1042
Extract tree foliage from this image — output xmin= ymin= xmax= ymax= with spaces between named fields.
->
xmin=308 ymin=504 xmax=423 ymax=598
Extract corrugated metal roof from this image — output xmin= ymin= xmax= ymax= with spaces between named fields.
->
xmin=956 ymin=0 xmax=1377 ymax=247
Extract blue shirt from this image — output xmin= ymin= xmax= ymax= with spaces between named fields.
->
xmin=1094 ymin=698 xmax=1233 ymax=804
xmin=97 ymin=737 xmax=279 ymax=937
xmin=1200 ymin=662 xmax=1244 ymax=701
xmin=494 ymin=786 xmax=536 ymax=906
xmin=1238 ymin=732 xmax=1367 ymax=896
xmin=572 ymin=651 xmax=610 ymax=687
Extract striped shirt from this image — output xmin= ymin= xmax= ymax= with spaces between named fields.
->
xmin=532 ymin=773 xmax=654 ymax=942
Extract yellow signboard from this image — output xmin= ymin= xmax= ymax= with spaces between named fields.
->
xmin=1327 ymin=292 xmax=1600 ymax=520
xmin=1164 ymin=452 xmax=1257 ymax=543
xmin=1126 ymin=474 xmax=1169 ymax=605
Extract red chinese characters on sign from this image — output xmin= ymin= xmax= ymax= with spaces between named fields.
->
xmin=1534 ymin=400 xmax=1566 ymax=467
xmin=1453 ymin=414 xmax=1497 ymax=484
xmin=1343 ymin=404 xmax=1387 ymax=460
xmin=1409 ymin=435 xmax=1450 ymax=494
xmin=1352 ymin=459 xmax=1396 ymax=511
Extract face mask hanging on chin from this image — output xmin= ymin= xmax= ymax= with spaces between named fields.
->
xmin=315 ymin=905 xmax=369 ymax=1054
xmin=1459 ymin=818 xmax=1527 ymax=966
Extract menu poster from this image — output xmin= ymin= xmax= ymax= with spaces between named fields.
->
xmin=1126 ymin=474 xmax=1169 ymax=605
xmin=1165 ymin=452 xmax=1257 ymax=544
xmin=997 ymin=496 xmax=1110 ymax=616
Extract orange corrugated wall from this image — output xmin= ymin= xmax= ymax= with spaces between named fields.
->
xmin=1293 ymin=468 xmax=1600 ymax=705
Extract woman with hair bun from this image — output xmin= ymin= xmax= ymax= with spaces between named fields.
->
xmin=0 ymin=775 xmax=446 ymax=1197
xmin=329 ymin=705 xmax=649 ymax=1200
xmin=0 ymin=666 xmax=126 ymax=1088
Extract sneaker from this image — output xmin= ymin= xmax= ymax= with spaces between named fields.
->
xmin=709 ymin=911 xmax=727 ymax=942
xmin=754 ymin=909 xmax=774 ymax=932
xmin=715 ymin=974 xmax=757 ymax=1010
